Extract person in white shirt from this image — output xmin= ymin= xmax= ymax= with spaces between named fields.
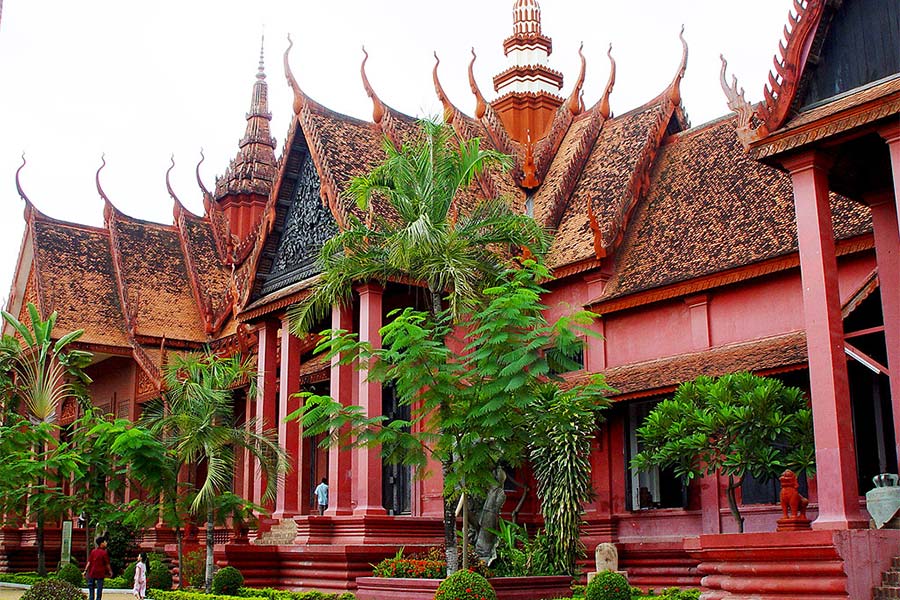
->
xmin=314 ymin=477 xmax=329 ymax=515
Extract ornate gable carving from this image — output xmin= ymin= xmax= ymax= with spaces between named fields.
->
xmin=260 ymin=155 xmax=337 ymax=296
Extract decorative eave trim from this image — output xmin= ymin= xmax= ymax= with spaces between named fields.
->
xmin=548 ymin=257 xmax=604 ymax=281
xmin=749 ymin=93 xmax=900 ymax=160
xmin=70 ymin=341 xmax=134 ymax=357
xmin=131 ymin=343 xmax=163 ymax=393
xmin=492 ymin=64 xmax=565 ymax=92
xmin=502 ymin=32 xmax=552 ymax=55
xmin=590 ymin=234 xmax=874 ymax=314
xmin=237 ymin=288 xmax=312 ymax=323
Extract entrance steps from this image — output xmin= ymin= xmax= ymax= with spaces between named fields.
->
xmin=253 ymin=519 xmax=297 ymax=546
xmin=875 ymin=556 xmax=900 ymax=599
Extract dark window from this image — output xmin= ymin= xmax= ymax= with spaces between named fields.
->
xmin=626 ymin=399 xmax=687 ymax=510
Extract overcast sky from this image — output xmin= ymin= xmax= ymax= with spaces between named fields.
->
xmin=0 ymin=0 xmax=793 ymax=303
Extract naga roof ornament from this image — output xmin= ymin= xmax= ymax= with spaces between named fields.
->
xmin=284 ymin=35 xmax=308 ymax=116
xmin=166 ymin=155 xmax=185 ymax=209
xmin=432 ymin=53 xmax=457 ymax=124
xmin=598 ymin=44 xmax=616 ymax=119
xmin=96 ymin=154 xmax=119 ymax=228
xmin=15 ymin=153 xmax=33 ymax=207
xmin=667 ymin=26 xmax=688 ymax=106
xmin=361 ymin=47 xmax=386 ymax=124
xmin=468 ymin=48 xmax=488 ymax=119
xmin=721 ymin=0 xmax=827 ymax=144
xmin=566 ymin=43 xmax=587 ymax=116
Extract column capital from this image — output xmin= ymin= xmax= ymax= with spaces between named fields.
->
xmin=879 ymin=121 xmax=900 ymax=145
xmin=780 ymin=150 xmax=834 ymax=175
xmin=355 ymin=282 xmax=384 ymax=296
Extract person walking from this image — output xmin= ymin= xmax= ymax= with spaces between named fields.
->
xmin=84 ymin=537 xmax=112 ymax=600
xmin=132 ymin=552 xmax=148 ymax=600
xmin=314 ymin=477 xmax=329 ymax=515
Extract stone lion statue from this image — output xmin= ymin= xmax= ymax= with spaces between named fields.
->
xmin=779 ymin=469 xmax=809 ymax=520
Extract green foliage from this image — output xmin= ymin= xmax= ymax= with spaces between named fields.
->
xmin=149 ymin=591 xmax=265 ymax=600
xmin=237 ymin=588 xmax=355 ymax=600
xmin=489 ymin=520 xmax=552 ymax=577
xmin=21 ymin=578 xmax=86 ymax=600
xmin=655 ymin=588 xmax=700 ymax=600
xmin=434 ymin=569 xmax=496 ymax=600
xmin=630 ymin=373 xmax=814 ymax=531
xmin=103 ymin=521 xmax=138 ymax=575
xmin=181 ymin=550 xmax=206 ymax=589
xmin=585 ymin=571 xmax=630 ymax=600
xmin=148 ymin=558 xmax=174 ymax=590
xmin=372 ymin=555 xmax=446 ymax=578
xmin=0 ymin=573 xmax=44 ymax=585
xmin=54 ymin=562 xmax=84 ymax=587
xmin=211 ymin=566 xmax=244 ymax=596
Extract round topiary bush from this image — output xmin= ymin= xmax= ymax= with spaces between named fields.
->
xmin=147 ymin=558 xmax=173 ymax=590
xmin=585 ymin=571 xmax=630 ymax=600
xmin=434 ymin=569 xmax=496 ymax=600
xmin=55 ymin=561 xmax=85 ymax=587
xmin=211 ymin=565 xmax=244 ymax=596
xmin=21 ymin=579 xmax=86 ymax=600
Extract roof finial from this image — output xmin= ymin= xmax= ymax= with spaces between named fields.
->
xmin=284 ymin=34 xmax=305 ymax=115
xmin=598 ymin=44 xmax=616 ymax=119
xmin=667 ymin=26 xmax=688 ymax=106
xmin=96 ymin=154 xmax=113 ymax=206
xmin=433 ymin=52 xmax=455 ymax=124
xmin=15 ymin=153 xmax=33 ymax=206
xmin=257 ymin=33 xmax=266 ymax=81
xmin=719 ymin=54 xmax=755 ymax=133
xmin=166 ymin=154 xmax=184 ymax=207
xmin=566 ymin=42 xmax=586 ymax=115
xmin=195 ymin=149 xmax=212 ymax=197
xmin=361 ymin=46 xmax=385 ymax=124
xmin=469 ymin=48 xmax=487 ymax=119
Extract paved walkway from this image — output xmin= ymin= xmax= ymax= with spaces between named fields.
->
xmin=0 ymin=583 xmax=136 ymax=600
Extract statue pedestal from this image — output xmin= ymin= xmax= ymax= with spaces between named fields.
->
xmin=776 ymin=517 xmax=812 ymax=531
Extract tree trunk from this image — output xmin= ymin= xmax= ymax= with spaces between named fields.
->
xmin=461 ymin=491 xmax=469 ymax=571
xmin=442 ymin=460 xmax=458 ymax=575
xmin=726 ymin=474 xmax=744 ymax=533
xmin=36 ymin=512 xmax=46 ymax=576
xmin=175 ymin=527 xmax=184 ymax=590
xmin=205 ymin=507 xmax=214 ymax=593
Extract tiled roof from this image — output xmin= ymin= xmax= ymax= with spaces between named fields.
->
xmin=546 ymin=100 xmax=669 ymax=269
xmin=176 ymin=211 xmax=233 ymax=330
xmin=109 ymin=215 xmax=208 ymax=341
xmin=599 ymin=331 xmax=809 ymax=399
xmin=598 ymin=115 xmax=872 ymax=300
xmin=30 ymin=218 xmax=129 ymax=347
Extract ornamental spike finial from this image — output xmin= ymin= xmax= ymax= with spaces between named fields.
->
xmin=667 ymin=26 xmax=688 ymax=106
xmin=257 ymin=33 xmax=266 ymax=80
xmin=15 ymin=153 xmax=33 ymax=206
xmin=284 ymin=34 xmax=305 ymax=115
xmin=433 ymin=52 xmax=455 ymax=124
xmin=566 ymin=42 xmax=587 ymax=115
xmin=195 ymin=149 xmax=212 ymax=197
xmin=598 ymin=44 xmax=616 ymax=119
xmin=166 ymin=154 xmax=184 ymax=208
xmin=469 ymin=48 xmax=487 ymax=119
xmin=96 ymin=154 xmax=113 ymax=206
xmin=361 ymin=46 xmax=385 ymax=124
xmin=719 ymin=54 xmax=754 ymax=132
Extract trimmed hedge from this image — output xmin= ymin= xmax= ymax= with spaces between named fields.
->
xmin=149 ymin=592 xmax=265 ymax=600
xmin=585 ymin=571 xmax=629 ymax=600
xmin=212 ymin=567 xmax=244 ymax=596
xmin=149 ymin=590 xmax=356 ymax=600
xmin=20 ymin=579 xmax=86 ymax=600
xmin=0 ymin=573 xmax=43 ymax=585
xmin=434 ymin=570 xmax=496 ymax=600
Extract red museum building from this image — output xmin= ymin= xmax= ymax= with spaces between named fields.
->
xmin=2 ymin=1 xmax=899 ymax=598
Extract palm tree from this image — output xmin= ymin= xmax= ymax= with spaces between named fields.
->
xmin=142 ymin=352 xmax=287 ymax=592
xmin=1 ymin=303 xmax=92 ymax=575
xmin=289 ymin=119 xmax=548 ymax=573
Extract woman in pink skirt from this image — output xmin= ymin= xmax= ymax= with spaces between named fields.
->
xmin=132 ymin=552 xmax=148 ymax=600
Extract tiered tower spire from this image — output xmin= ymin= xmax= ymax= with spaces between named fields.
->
xmin=214 ymin=36 xmax=278 ymax=242
xmin=490 ymin=0 xmax=564 ymax=143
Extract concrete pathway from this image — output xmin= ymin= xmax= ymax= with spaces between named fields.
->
xmin=0 ymin=583 xmax=136 ymax=600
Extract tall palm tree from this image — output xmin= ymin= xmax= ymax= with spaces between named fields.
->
xmin=142 ymin=352 xmax=287 ymax=593
xmin=289 ymin=119 xmax=548 ymax=573
xmin=1 ymin=303 xmax=92 ymax=575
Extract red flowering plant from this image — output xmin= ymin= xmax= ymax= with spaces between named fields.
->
xmin=372 ymin=549 xmax=446 ymax=579
xmin=433 ymin=569 xmax=496 ymax=600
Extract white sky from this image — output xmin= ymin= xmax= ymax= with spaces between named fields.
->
xmin=0 ymin=0 xmax=793 ymax=303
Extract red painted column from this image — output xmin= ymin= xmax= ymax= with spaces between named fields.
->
xmin=355 ymin=284 xmax=386 ymax=516
xmin=241 ymin=394 xmax=256 ymax=502
xmin=700 ymin=474 xmax=722 ymax=534
xmin=880 ymin=124 xmax=900 ymax=228
xmin=274 ymin=317 xmax=302 ymax=519
xmin=869 ymin=192 xmax=900 ymax=470
xmin=254 ymin=319 xmax=279 ymax=510
xmin=327 ymin=304 xmax=355 ymax=516
xmin=783 ymin=151 xmax=866 ymax=529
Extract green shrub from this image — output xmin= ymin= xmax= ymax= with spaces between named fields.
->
xmin=434 ymin=569 xmax=496 ymax=600
xmin=106 ymin=576 xmax=129 ymax=589
xmin=585 ymin=571 xmax=629 ymax=600
xmin=103 ymin=522 xmax=139 ymax=576
xmin=54 ymin=562 xmax=85 ymax=587
xmin=150 ymin=591 xmax=265 ymax=600
xmin=657 ymin=589 xmax=699 ymax=600
xmin=21 ymin=579 xmax=86 ymax=600
xmin=0 ymin=573 xmax=44 ymax=585
xmin=123 ymin=561 xmax=137 ymax=587
xmin=181 ymin=550 xmax=205 ymax=589
xmin=211 ymin=566 xmax=244 ymax=596
xmin=148 ymin=559 xmax=173 ymax=590
xmin=372 ymin=556 xmax=445 ymax=578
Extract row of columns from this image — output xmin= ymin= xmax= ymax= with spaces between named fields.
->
xmin=248 ymin=284 xmax=388 ymax=519
xmin=785 ymin=124 xmax=900 ymax=530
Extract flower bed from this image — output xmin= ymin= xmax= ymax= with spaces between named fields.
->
xmin=355 ymin=576 xmax=573 ymax=600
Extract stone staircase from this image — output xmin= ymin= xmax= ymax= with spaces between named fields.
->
xmin=875 ymin=556 xmax=900 ymax=599
xmin=252 ymin=519 xmax=297 ymax=546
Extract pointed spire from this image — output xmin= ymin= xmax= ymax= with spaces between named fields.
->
xmin=214 ymin=37 xmax=278 ymax=201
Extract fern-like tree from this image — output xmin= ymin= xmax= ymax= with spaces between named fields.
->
xmin=289 ymin=119 xmax=548 ymax=572
xmin=0 ymin=303 xmax=92 ymax=575
xmin=630 ymin=372 xmax=815 ymax=532
xmin=293 ymin=260 xmax=611 ymax=574
xmin=142 ymin=352 xmax=288 ymax=592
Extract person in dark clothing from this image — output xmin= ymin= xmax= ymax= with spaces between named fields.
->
xmin=84 ymin=536 xmax=112 ymax=600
